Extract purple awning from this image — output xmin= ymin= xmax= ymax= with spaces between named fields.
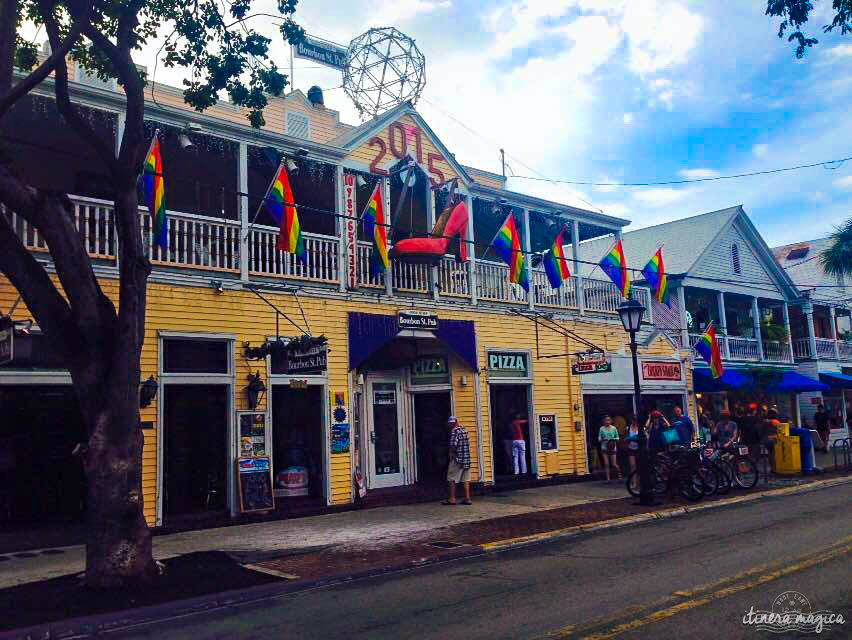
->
xmin=348 ymin=312 xmax=478 ymax=372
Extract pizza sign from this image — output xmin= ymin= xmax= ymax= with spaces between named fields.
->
xmin=571 ymin=352 xmax=611 ymax=375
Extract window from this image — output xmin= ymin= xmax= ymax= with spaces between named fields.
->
xmin=162 ymin=339 xmax=229 ymax=374
xmin=731 ymin=243 xmax=741 ymax=275
xmin=786 ymin=246 xmax=809 ymax=260
xmin=286 ymin=112 xmax=310 ymax=138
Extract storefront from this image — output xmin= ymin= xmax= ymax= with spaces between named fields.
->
xmin=349 ymin=311 xmax=475 ymax=490
xmin=485 ymin=349 xmax=535 ymax=481
xmin=577 ymin=352 xmax=690 ymax=474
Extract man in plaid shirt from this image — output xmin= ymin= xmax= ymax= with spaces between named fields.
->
xmin=444 ymin=416 xmax=472 ymax=505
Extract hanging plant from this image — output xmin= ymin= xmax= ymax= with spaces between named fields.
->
xmin=243 ymin=335 xmax=327 ymax=360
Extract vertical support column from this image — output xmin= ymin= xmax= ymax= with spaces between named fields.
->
xmin=805 ymin=301 xmax=818 ymax=359
xmin=335 ymin=165 xmax=347 ymax=293
xmin=572 ymin=219 xmax=585 ymax=314
xmin=752 ymin=297 xmax=764 ymax=361
xmin=783 ymin=301 xmax=795 ymax=363
xmin=116 ymin=113 xmax=126 ymax=268
xmin=717 ymin=291 xmax=727 ymax=358
xmin=830 ymin=306 xmax=840 ymax=359
xmin=383 ymin=176 xmax=393 ymax=298
xmin=523 ymin=207 xmax=534 ymax=311
xmin=238 ymin=141 xmax=249 ymax=282
xmin=677 ymin=285 xmax=689 ymax=350
xmin=466 ymin=192 xmax=478 ymax=306
xmin=428 ymin=184 xmax=439 ymax=302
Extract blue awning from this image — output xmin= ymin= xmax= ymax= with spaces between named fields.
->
xmin=766 ymin=372 xmax=830 ymax=393
xmin=693 ymin=368 xmax=752 ymax=392
xmin=820 ymin=372 xmax=852 ymax=389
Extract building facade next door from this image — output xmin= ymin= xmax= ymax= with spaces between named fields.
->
xmin=367 ymin=378 xmax=405 ymax=488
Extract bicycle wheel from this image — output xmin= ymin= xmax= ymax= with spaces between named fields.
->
xmin=713 ymin=461 xmax=732 ymax=495
xmin=627 ymin=470 xmax=640 ymax=497
xmin=676 ymin=466 xmax=704 ymax=502
xmin=697 ymin=462 xmax=719 ymax=496
xmin=652 ymin=462 xmax=669 ymax=495
xmin=733 ymin=456 xmax=758 ymax=489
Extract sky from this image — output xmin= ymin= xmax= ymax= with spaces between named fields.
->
xmin=72 ymin=0 xmax=852 ymax=246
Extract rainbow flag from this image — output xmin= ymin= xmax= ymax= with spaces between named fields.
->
xmin=362 ymin=183 xmax=389 ymax=275
xmin=544 ymin=226 xmax=571 ymax=289
xmin=142 ymin=136 xmax=167 ymax=249
xmin=599 ymin=238 xmax=630 ymax=297
xmin=694 ymin=324 xmax=725 ymax=379
xmin=264 ymin=163 xmax=305 ymax=262
xmin=641 ymin=247 xmax=670 ymax=306
xmin=492 ymin=213 xmax=529 ymax=291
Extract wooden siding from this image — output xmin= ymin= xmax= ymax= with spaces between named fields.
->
xmin=1 ymin=273 xmax=685 ymax=526
xmin=689 ymin=219 xmax=784 ymax=299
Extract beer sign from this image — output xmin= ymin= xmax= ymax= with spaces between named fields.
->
xmin=571 ymin=351 xmax=611 ymax=375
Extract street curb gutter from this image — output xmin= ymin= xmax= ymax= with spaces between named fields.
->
xmin=3 ymin=475 xmax=850 ymax=640
xmin=481 ymin=475 xmax=852 ymax=552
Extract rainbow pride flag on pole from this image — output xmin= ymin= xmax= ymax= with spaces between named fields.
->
xmin=599 ymin=238 xmax=630 ymax=297
xmin=694 ymin=323 xmax=725 ymax=379
xmin=544 ymin=226 xmax=571 ymax=289
xmin=362 ymin=183 xmax=389 ymax=276
xmin=641 ymin=247 xmax=670 ymax=306
xmin=264 ymin=163 xmax=305 ymax=263
xmin=142 ymin=135 xmax=167 ymax=249
xmin=492 ymin=213 xmax=529 ymax=291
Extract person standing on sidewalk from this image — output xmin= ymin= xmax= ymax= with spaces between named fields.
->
xmin=813 ymin=404 xmax=830 ymax=452
xmin=671 ymin=405 xmax=695 ymax=446
xmin=509 ymin=412 xmax=529 ymax=476
xmin=444 ymin=417 xmax=472 ymax=505
xmin=598 ymin=415 xmax=621 ymax=481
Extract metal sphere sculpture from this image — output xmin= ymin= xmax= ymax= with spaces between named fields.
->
xmin=344 ymin=27 xmax=426 ymax=119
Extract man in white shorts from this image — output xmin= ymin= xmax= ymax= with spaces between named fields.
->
xmin=443 ymin=416 xmax=472 ymax=505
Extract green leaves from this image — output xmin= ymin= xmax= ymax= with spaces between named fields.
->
xmin=820 ymin=217 xmax=852 ymax=278
xmin=766 ymin=0 xmax=851 ymax=57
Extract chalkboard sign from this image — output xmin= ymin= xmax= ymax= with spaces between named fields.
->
xmin=236 ymin=457 xmax=273 ymax=513
xmin=539 ymin=414 xmax=558 ymax=451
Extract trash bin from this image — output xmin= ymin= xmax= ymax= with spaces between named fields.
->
xmin=773 ymin=435 xmax=801 ymax=475
xmin=789 ymin=428 xmax=814 ymax=473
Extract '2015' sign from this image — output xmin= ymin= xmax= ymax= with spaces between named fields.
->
xmin=368 ymin=122 xmax=447 ymax=186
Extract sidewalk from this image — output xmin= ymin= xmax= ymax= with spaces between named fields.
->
xmin=0 ymin=480 xmax=625 ymax=589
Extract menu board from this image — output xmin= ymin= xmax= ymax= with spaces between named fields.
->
xmin=539 ymin=414 xmax=558 ymax=451
xmin=237 ymin=457 xmax=273 ymax=513
xmin=239 ymin=412 xmax=267 ymax=457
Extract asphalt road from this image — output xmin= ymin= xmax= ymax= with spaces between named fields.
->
xmin=120 ymin=483 xmax=851 ymax=640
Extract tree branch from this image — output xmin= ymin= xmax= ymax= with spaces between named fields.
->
xmin=0 ymin=0 xmax=17 ymax=100
xmin=40 ymin=0 xmax=118 ymax=176
xmin=0 ymin=10 xmax=90 ymax=120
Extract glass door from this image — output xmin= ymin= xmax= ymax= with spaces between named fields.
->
xmin=367 ymin=379 xmax=405 ymax=488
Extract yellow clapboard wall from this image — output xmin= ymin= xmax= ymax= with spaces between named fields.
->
xmin=0 ymin=273 xmax=687 ymax=526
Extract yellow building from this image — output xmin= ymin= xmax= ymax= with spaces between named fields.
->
xmin=0 ymin=71 xmax=694 ymax=529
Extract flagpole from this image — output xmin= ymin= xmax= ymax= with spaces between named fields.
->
xmin=243 ymin=159 xmax=284 ymax=241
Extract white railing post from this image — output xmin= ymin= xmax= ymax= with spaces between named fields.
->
xmin=717 ymin=291 xmax=728 ymax=358
xmin=571 ymin=219 xmax=584 ymax=315
xmin=804 ymin=301 xmax=818 ymax=359
xmin=678 ymin=286 xmax=690 ymax=351
xmin=428 ymin=184 xmax=439 ymax=302
xmin=783 ymin=301 xmax=794 ymax=363
xmin=238 ymin=141 xmax=249 ymax=282
xmin=523 ymin=207 xmax=534 ymax=311
xmin=466 ymin=192 xmax=477 ymax=306
xmin=830 ymin=306 xmax=840 ymax=359
xmin=752 ymin=297 xmax=764 ymax=361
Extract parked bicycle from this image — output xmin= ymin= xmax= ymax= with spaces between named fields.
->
xmin=627 ymin=446 xmax=705 ymax=502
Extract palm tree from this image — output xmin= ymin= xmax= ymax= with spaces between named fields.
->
xmin=821 ymin=217 xmax=852 ymax=278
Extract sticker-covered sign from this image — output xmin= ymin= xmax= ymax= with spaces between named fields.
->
xmin=641 ymin=360 xmax=682 ymax=381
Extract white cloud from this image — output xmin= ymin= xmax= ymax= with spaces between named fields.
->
xmin=825 ymin=44 xmax=852 ymax=58
xmin=833 ymin=175 xmax=852 ymax=190
xmin=623 ymin=0 xmax=704 ymax=74
xmin=752 ymin=143 xmax=769 ymax=158
xmin=678 ymin=168 xmax=719 ymax=179
xmin=632 ymin=187 xmax=695 ymax=206
xmin=623 ymin=112 xmax=634 ymax=124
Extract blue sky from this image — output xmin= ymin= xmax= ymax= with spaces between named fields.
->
xmin=140 ymin=0 xmax=852 ymax=246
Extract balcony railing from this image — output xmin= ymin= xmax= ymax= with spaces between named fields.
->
xmin=7 ymin=194 xmax=667 ymax=322
xmin=762 ymin=340 xmax=792 ymax=363
xmin=793 ymin=336 xmax=852 ymax=361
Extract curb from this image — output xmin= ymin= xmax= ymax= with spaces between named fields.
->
xmin=3 ymin=475 xmax=849 ymax=640
xmin=481 ymin=475 xmax=852 ymax=552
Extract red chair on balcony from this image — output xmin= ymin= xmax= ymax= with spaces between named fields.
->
xmin=389 ymin=198 xmax=469 ymax=266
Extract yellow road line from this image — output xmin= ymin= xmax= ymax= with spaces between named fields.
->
xmin=541 ymin=535 xmax=852 ymax=639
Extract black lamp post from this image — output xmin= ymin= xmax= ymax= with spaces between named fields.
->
xmin=617 ymin=298 xmax=657 ymax=506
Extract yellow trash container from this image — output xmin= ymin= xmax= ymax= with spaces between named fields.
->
xmin=773 ymin=435 xmax=801 ymax=475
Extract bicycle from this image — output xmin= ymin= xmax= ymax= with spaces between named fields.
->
xmin=627 ymin=446 xmax=705 ymax=502
xmin=701 ymin=442 xmax=758 ymax=490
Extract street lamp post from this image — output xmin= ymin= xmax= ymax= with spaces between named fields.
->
xmin=617 ymin=298 xmax=658 ymax=506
